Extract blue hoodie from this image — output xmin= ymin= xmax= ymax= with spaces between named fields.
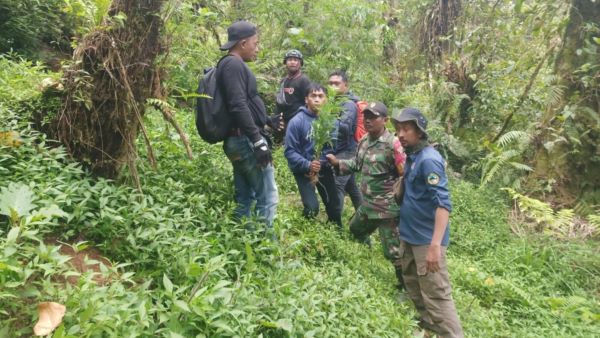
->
xmin=284 ymin=106 xmax=318 ymax=174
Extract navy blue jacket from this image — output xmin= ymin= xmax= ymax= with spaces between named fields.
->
xmin=399 ymin=145 xmax=452 ymax=246
xmin=332 ymin=92 xmax=359 ymax=158
xmin=284 ymin=106 xmax=317 ymax=174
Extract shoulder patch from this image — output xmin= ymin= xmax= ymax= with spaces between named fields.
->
xmin=427 ymin=172 xmax=440 ymax=185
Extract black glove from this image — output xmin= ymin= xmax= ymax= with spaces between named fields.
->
xmin=267 ymin=113 xmax=284 ymax=132
xmin=253 ymin=139 xmax=272 ymax=168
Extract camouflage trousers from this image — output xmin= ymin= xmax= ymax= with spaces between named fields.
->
xmin=348 ymin=210 xmax=402 ymax=268
xmin=400 ymin=241 xmax=464 ymax=338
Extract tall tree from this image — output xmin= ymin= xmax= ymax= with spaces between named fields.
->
xmin=56 ymin=0 xmax=165 ymax=185
xmin=532 ymin=0 xmax=600 ymax=205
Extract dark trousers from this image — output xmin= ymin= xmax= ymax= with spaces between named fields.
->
xmin=335 ymin=173 xmax=362 ymax=212
xmin=334 ymin=150 xmax=362 ymax=212
xmin=293 ymin=165 xmax=342 ymax=229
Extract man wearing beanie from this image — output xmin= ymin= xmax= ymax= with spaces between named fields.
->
xmin=391 ymin=108 xmax=464 ymax=338
xmin=218 ymin=21 xmax=278 ymax=233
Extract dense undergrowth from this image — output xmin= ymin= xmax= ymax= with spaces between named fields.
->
xmin=1 ymin=105 xmax=599 ymax=337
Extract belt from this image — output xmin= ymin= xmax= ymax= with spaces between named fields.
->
xmin=228 ymin=128 xmax=242 ymax=137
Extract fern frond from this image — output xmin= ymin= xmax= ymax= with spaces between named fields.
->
xmin=553 ymin=208 xmax=575 ymax=229
xmin=146 ymin=98 xmax=174 ymax=112
xmin=508 ymin=162 xmax=533 ymax=172
xmin=586 ymin=215 xmax=600 ymax=237
xmin=545 ymin=84 xmax=564 ymax=108
xmin=497 ymin=130 xmax=530 ymax=148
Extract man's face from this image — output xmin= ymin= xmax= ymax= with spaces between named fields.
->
xmin=305 ymin=90 xmax=327 ymax=113
xmin=327 ymin=75 xmax=348 ymax=95
xmin=394 ymin=121 xmax=422 ymax=148
xmin=240 ymin=34 xmax=259 ymax=61
xmin=285 ymin=57 xmax=301 ymax=73
xmin=363 ymin=111 xmax=387 ymax=136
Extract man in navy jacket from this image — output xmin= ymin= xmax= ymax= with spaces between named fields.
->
xmin=392 ymin=108 xmax=463 ymax=338
xmin=284 ymin=83 xmax=342 ymax=228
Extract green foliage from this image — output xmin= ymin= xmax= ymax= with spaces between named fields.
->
xmin=504 ymin=188 xmax=599 ymax=239
xmin=0 ymin=54 xmax=60 ymax=131
xmin=0 ymin=0 xmax=98 ymax=58
xmin=1 ymin=1 xmax=600 ymax=336
xmin=309 ymin=88 xmax=341 ymax=157
xmin=477 ymin=130 xmax=533 ymax=188
xmin=2 ymin=109 xmax=599 ymax=336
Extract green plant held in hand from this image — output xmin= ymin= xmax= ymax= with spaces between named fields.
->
xmin=306 ymin=87 xmax=342 ymax=184
xmin=309 ymin=87 xmax=341 ymax=159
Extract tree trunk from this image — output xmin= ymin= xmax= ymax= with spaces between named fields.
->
xmin=56 ymin=0 xmax=165 ymax=180
xmin=531 ymin=0 xmax=600 ymax=205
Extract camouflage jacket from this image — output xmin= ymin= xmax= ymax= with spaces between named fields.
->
xmin=338 ymin=129 xmax=406 ymax=219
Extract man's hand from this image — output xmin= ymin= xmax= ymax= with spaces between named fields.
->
xmin=325 ymin=154 xmax=339 ymax=167
xmin=253 ymin=139 xmax=272 ymax=168
xmin=268 ymin=113 xmax=285 ymax=132
xmin=425 ymin=244 xmax=441 ymax=273
xmin=276 ymin=113 xmax=285 ymax=132
xmin=309 ymin=160 xmax=321 ymax=174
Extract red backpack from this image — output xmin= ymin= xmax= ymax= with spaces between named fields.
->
xmin=354 ymin=100 xmax=368 ymax=142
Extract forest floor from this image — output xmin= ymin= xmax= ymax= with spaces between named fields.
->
xmin=1 ymin=113 xmax=599 ymax=337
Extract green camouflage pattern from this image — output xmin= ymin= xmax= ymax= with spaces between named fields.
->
xmin=349 ymin=211 xmax=402 ymax=266
xmin=338 ymin=129 xmax=402 ymax=219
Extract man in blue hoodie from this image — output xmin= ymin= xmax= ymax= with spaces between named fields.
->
xmin=284 ymin=83 xmax=343 ymax=228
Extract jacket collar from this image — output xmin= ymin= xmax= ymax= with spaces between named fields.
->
xmin=405 ymin=139 xmax=429 ymax=156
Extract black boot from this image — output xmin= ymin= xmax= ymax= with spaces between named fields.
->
xmin=395 ymin=266 xmax=405 ymax=291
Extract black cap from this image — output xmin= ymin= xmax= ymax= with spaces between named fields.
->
xmin=363 ymin=101 xmax=388 ymax=117
xmin=220 ymin=21 xmax=257 ymax=51
xmin=391 ymin=107 xmax=428 ymax=136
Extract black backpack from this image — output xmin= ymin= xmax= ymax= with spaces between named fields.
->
xmin=195 ymin=57 xmax=231 ymax=143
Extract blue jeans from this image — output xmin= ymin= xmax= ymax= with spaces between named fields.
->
xmin=223 ymin=135 xmax=278 ymax=228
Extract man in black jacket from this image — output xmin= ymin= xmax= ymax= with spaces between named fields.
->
xmin=272 ymin=50 xmax=311 ymax=130
xmin=218 ymin=21 xmax=278 ymax=231
xmin=266 ymin=50 xmax=311 ymax=142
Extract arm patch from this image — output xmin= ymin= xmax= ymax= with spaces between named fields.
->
xmin=427 ymin=172 xmax=440 ymax=185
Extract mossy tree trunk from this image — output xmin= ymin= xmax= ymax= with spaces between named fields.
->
xmin=56 ymin=0 xmax=165 ymax=180
xmin=532 ymin=0 xmax=600 ymax=206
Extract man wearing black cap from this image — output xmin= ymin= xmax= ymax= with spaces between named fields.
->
xmin=391 ymin=108 xmax=464 ymax=338
xmin=217 ymin=21 xmax=278 ymax=232
xmin=326 ymin=102 xmax=407 ymax=291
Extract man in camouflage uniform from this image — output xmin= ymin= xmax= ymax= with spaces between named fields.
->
xmin=326 ymin=102 xmax=406 ymax=289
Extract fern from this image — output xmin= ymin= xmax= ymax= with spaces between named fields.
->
xmin=502 ymin=188 xmax=589 ymax=238
xmin=497 ymin=130 xmax=530 ymax=148
xmin=146 ymin=98 xmax=174 ymax=112
xmin=587 ymin=214 xmax=600 ymax=237
xmin=479 ymin=130 xmax=532 ymax=188
xmin=93 ymin=0 xmax=112 ymax=26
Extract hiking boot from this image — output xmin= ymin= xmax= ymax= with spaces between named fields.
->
xmin=395 ymin=266 xmax=405 ymax=291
